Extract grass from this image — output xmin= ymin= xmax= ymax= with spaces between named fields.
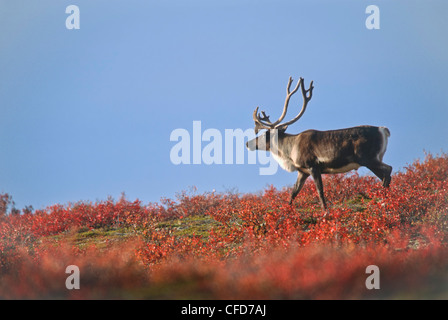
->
xmin=155 ymin=215 xmax=223 ymax=239
xmin=44 ymin=226 xmax=135 ymax=250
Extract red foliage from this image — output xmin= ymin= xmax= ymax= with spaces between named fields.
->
xmin=1 ymin=153 xmax=448 ymax=299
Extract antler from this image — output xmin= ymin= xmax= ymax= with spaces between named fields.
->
xmin=253 ymin=107 xmax=273 ymax=133
xmin=270 ymin=76 xmax=302 ymax=126
xmin=276 ymin=78 xmax=314 ymax=130
xmin=252 ymin=76 xmax=313 ymax=133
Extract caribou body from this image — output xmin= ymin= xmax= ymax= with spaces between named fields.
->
xmin=246 ymin=76 xmax=392 ymax=210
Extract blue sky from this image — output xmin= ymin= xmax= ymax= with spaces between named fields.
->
xmin=1 ymin=0 xmax=447 ymax=210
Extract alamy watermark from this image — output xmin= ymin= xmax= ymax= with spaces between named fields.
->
xmin=365 ymin=265 xmax=380 ymax=289
xmin=169 ymin=121 xmax=279 ymax=175
xmin=63 ymin=264 xmax=380 ymax=292
xmin=65 ymin=265 xmax=80 ymax=290
xmin=64 ymin=5 xmax=379 ymax=31
xmin=65 ymin=5 xmax=80 ymax=30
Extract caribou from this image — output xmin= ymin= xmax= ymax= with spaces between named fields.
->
xmin=246 ymin=76 xmax=392 ymax=210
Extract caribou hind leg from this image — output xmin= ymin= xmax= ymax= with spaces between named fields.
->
xmin=310 ymin=167 xmax=328 ymax=211
xmin=289 ymin=171 xmax=309 ymax=205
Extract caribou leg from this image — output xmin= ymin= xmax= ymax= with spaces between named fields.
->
xmin=366 ymin=161 xmax=392 ymax=187
xmin=289 ymin=171 xmax=309 ymax=205
xmin=310 ymin=167 xmax=328 ymax=211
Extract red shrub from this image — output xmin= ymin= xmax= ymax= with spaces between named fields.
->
xmin=1 ymin=153 xmax=447 ymax=299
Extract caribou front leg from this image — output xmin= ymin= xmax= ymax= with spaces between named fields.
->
xmin=275 ymin=170 xmax=309 ymax=229
xmin=289 ymin=171 xmax=309 ymax=205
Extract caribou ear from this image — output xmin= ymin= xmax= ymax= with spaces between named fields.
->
xmin=275 ymin=125 xmax=288 ymax=133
